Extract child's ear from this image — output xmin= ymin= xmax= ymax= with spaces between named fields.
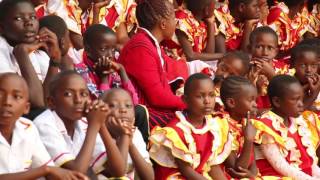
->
xmin=238 ymin=3 xmax=246 ymax=13
xmin=160 ymin=19 xmax=167 ymax=30
xmin=47 ymin=96 xmax=56 ymax=110
xmin=225 ymin=98 xmax=236 ymax=109
xmin=23 ymin=102 xmax=31 ymax=115
xmin=271 ymin=97 xmax=281 ymax=109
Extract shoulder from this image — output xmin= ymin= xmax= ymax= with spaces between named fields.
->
xmin=33 ymin=109 xmax=56 ymax=126
xmin=15 ymin=117 xmax=39 ymax=137
xmin=175 ymin=8 xmax=189 ymax=19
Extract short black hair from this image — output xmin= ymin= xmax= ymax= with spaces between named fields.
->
xmin=283 ymin=0 xmax=304 ymax=7
xmin=185 ymin=0 xmax=212 ymax=13
xmin=291 ymin=44 xmax=319 ymax=65
xmin=220 ymin=75 xmax=253 ymax=106
xmin=268 ymin=75 xmax=300 ymax=106
xmin=49 ymin=70 xmax=83 ymax=96
xmin=0 ymin=0 xmax=34 ymax=22
xmin=296 ymin=38 xmax=320 ymax=57
xmin=83 ymin=24 xmax=115 ymax=46
xmin=228 ymin=0 xmax=254 ymax=10
xmin=136 ymin=0 xmax=173 ymax=30
xmin=223 ymin=51 xmax=251 ymax=76
xmin=101 ymin=88 xmax=132 ymax=103
xmin=249 ymin=26 xmax=278 ymax=45
xmin=39 ymin=15 xmax=68 ymax=41
xmin=184 ymin=73 xmax=212 ymax=95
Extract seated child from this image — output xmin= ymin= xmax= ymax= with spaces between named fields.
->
xmin=77 ymin=24 xmax=138 ymax=102
xmin=219 ymin=76 xmax=258 ymax=179
xmin=267 ymin=0 xmax=317 ymax=53
xmin=165 ymin=0 xmax=223 ymax=62
xmin=248 ymin=26 xmax=294 ymax=110
xmin=253 ymin=75 xmax=320 ymax=179
xmin=149 ymin=73 xmax=232 ymax=180
xmin=213 ymin=51 xmax=251 ymax=110
xmin=0 ymin=0 xmax=62 ymax=108
xmin=33 ymin=71 xmax=126 ymax=177
xmin=101 ymin=88 xmax=154 ymax=180
xmin=0 ymin=73 xmax=87 ymax=180
xmin=291 ymin=44 xmax=320 ymax=113
xmin=214 ymin=0 xmax=260 ymax=53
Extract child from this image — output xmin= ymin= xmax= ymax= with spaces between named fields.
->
xmin=0 ymin=0 xmax=62 ymax=108
xmin=33 ymin=71 xmax=126 ymax=177
xmin=101 ymin=88 xmax=154 ymax=180
xmin=164 ymin=0 xmax=223 ymax=62
xmin=253 ymin=75 xmax=320 ymax=179
xmin=291 ymin=44 xmax=320 ymax=113
xmin=219 ymin=76 xmax=259 ymax=179
xmin=267 ymin=0 xmax=317 ymax=53
xmin=213 ymin=51 xmax=251 ymax=111
xmin=248 ymin=26 xmax=294 ymax=109
xmin=76 ymin=24 xmax=138 ymax=102
xmin=214 ymin=0 xmax=260 ymax=52
xmin=149 ymin=73 xmax=232 ymax=179
xmin=0 ymin=73 xmax=87 ymax=180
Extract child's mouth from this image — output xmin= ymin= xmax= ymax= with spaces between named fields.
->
xmin=24 ymin=32 xmax=36 ymax=39
xmin=0 ymin=110 xmax=13 ymax=118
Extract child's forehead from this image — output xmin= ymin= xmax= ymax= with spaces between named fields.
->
xmin=0 ymin=75 xmax=28 ymax=92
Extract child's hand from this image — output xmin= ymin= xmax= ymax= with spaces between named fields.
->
xmin=244 ymin=19 xmax=259 ymax=28
xmin=47 ymin=167 xmax=88 ymax=180
xmin=38 ymin=27 xmax=62 ymax=60
xmin=227 ymin=167 xmax=256 ymax=178
xmin=92 ymin=0 xmax=111 ymax=12
xmin=247 ymin=64 xmax=261 ymax=86
xmin=84 ymin=100 xmax=110 ymax=127
xmin=94 ymin=56 xmax=122 ymax=76
xmin=13 ymin=41 xmax=48 ymax=57
xmin=204 ymin=14 xmax=216 ymax=25
xmin=244 ymin=119 xmax=257 ymax=142
xmin=306 ymin=74 xmax=320 ymax=94
xmin=252 ymin=58 xmax=275 ymax=79
xmin=107 ymin=116 xmax=135 ymax=138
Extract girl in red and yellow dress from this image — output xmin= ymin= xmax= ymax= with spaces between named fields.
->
xmin=253 ymin=75 xmax=320 ymax=179
xmin=267 ymin=0 xmax=317 ymax=53
xmin=149 ymin=74 xmax=232 ymax=180
xmin=219 ymin=76 xmax=259 ymax=179
xmin=309 ymin=1 xmax=320 ymax=37
xmin=214 ymin=0 xmax=261 ymax=53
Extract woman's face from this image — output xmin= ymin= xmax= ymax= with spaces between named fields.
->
xmin=162 ymin=3 xmax=177 ymax=40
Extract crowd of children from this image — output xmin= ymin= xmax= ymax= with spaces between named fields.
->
xmin=1 ymin=0 xmax=320 ymax=179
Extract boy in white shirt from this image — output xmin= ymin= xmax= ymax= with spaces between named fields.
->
xmin=0 ymin=73 xmax=87 ymax=180
xmin=34 ymin=71 xmax=126 ymax=178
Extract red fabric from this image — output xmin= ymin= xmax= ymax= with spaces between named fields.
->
xmin=119 ymin=30 xmax=186 ymax=110
xmin=257 ymin=95 xmax=271 ymax=109
xmin=154 ymin=117 xmax=214 ymax=180
xmin=104 ymin=6 xmax=119 ymax=29
xmin=36 ymin=5 xmax=45 ymax=19
xmin=256 ymin=117 xmax=314 ymax=176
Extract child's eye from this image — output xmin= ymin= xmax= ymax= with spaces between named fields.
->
xmin=14 ymin=17 xmax=22 ymax=21
xmin=63 ymin=92 xmax=72 ymax=97
xmin=30 ymin=15 xmax=37 ymax=20
xmin=14 ymin=95 xmax=22 ymax=100
xmin=126 ymin=104 xmax=133 ymax=108
xmin=81 ymin=92 xmax=89 ymax=97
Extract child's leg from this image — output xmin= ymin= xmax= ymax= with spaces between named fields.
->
xmin=134 ymin=105 xmax=150 ymax=143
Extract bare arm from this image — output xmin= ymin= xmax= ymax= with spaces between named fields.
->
xmin=208 ymin=165 xmax=228 ymax=180
xmin=99 ymin=124 xmax=126 ymax=177
xmin=176 ymin=30 xmax=223 ymax=61
xmin=129 ymin=144 xmax=154 ymax=180
xmin=240 ymin=20 xmax=259 ymax=52
xmin=175 ymin=158 xmax=207 ymax=180
xmin=215 ymin=33 xmax=226 ymax=53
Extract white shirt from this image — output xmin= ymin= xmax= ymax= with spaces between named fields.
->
xmin=0 ymin=117 xmax=54 ymax=174
xmin=33 ymin=109 xmax=107 ymax=173
xmin=0 ymin=36 xmax=50 ymax=82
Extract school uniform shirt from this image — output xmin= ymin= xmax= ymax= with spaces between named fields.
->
xmin=33 ymin=109 xmax=107 ymax=173
xmin=0 ymin=36 xmax=50 ymax=82
xmin=0 ymin=117 xmax=54 ymax=174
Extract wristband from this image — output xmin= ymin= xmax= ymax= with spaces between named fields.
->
xmin=50 ymin=60 xmax=61 ymax=67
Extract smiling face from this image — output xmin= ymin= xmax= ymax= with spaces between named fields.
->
xmin=0 ymin=74 xmax=30 ymax=127
xmin=1 ymin=1 xmax=39 ymax=46
xmin=49 ymin=74 xmax=90 ymax=122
